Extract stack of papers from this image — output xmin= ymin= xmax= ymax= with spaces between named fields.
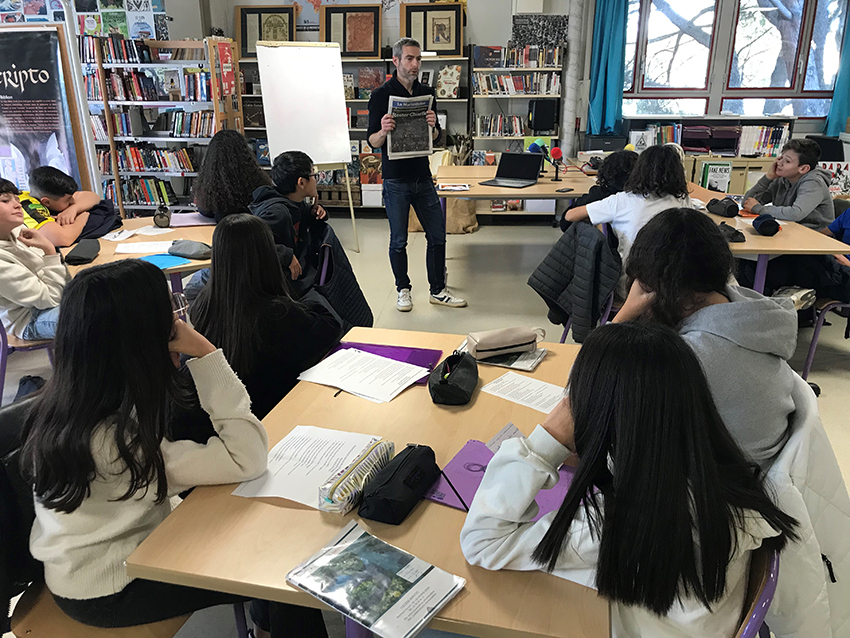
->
xmin=298 ymin=348 xmax=428 ymax=403
xmin=102 ymin=227 xmax=174 ymax=241
xmin=481 ymin=371 xmax=565 ymax=413
xmin=233 ymin=426 xmax=381 ymax=506
xmin=114 ymin=240 xmax=177 ymax=254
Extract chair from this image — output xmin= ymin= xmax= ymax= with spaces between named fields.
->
xmin=0 ymin=323 xmax=53 ymax=402
xmin=559 ymin=292 xmax=617 ymax=343
xmin=800 ymin=298 xmax=850 ymax=383
xmin=735 ymin=547 xmax=779 ymax=638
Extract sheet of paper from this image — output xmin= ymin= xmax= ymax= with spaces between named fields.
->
xmin=135 ymin=226 xmax=176 ymax=236
xmin=114 ymin=241 xmax=176 ymax=254
xmin=481 ymin=371 xmax=565 ymax=414
xmin=485 ymin=422 xmax=524 ymax=453
xmin=298 ymin=348 xmax=428 ymax=403
xmin=233 ymin=425 xmax=379 ymax=505
xmin=102 ymin=228 xmax=139 ymax=241
xmin=437 ymin=183 xmax=470 ymax=191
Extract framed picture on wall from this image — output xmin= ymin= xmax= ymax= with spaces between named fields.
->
xmin=235 ymin=5 xmax=295 ymax=60
xmin=401 ymin=2 xmax=463 ymax=57
xmin=320 ymin=4 xmax=382 ymax=59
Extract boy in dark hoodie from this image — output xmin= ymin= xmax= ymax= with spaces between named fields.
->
xmin=249 ymin=150 xmax=328 ymax=298
xmin=743 ymin=138 xmax=833 ymax=230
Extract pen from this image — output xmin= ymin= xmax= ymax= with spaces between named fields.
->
xmin=440 ymin=469 xmax=469 ymax=512
xmin=334 ymin=389 xmax=343 ymax=397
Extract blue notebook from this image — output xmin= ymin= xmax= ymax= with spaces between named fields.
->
xmin=139 ymin=254 xmax=191 ymax=269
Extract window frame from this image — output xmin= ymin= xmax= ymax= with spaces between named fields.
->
xmin=623 ymin=0 xmax=848 ymax=119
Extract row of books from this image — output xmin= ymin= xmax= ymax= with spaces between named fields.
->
xmin=117 ymin=177 xmax=181 ymax=207
xmin=629 ymin=124 xmax=683 ymax=149
xmin=84 ymin=70 xmax=102 ymax=101
xmin=738 ymin=124 xmax=791 ymax=157
xmin=98 ymin=144 xmax=196 ymax=174
xmin=475 ymin=114 xmax=526 ymax=137
xmin=342 ymin=67 xmax=385 ymax=100
xmin=471 ymin=72 xmax=560 ymax=96
xmin=183 ymin=71 xmax=211 ymax=102
xmin=90 ymin=113 xmax=109 ymax=142
xmin=164 ymin=110 xmax=216 ymax=138
xmin=472 ymin=44 xmax=561 ymax=69
xmin=105 ymin=68 xmax=160 ymax=102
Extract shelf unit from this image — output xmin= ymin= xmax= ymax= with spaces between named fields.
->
xmin=84 ymin=36 xmax=243 ymax=218
xmin=469 ymin=44 xmax=564 ymax=152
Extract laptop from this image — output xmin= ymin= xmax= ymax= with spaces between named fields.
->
xmin=479 ymin=152 xmax=542 ymax=189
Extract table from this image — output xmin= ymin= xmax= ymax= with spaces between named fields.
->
xmin=61 ymin=218 xmax=214 ymax=292
xmin=435 ymin=165 xmax=596 ymax=206
xmin=126 ymin=328 xmax=610 ymax=638
xmin=689 ymin=184 xmax=849 ymax=293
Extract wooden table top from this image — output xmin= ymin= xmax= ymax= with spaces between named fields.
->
xmin=436 ymin=165 xmax=596 ymax=199
xmin=687 ymin=184 xmax=849 ymax=257
xmin=127 ymin=328 xmax=610 ymax=638
xmin=61 ymin=218 xmax=214 ymax=277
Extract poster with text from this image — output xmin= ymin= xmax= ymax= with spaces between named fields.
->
xmin=217 ymin=42 xmax=235 ymax=96
xmin=127 ymin=10 xmax=154 ymax=38
xmin=0 ymin=29 xmax=81 ymax=191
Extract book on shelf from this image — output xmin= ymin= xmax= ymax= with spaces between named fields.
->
xmin=355 ymin=109 xmax=369 ymax=129
xmin=358 ymin=66 xmax=384 ymax=100
xmin=436 ymin=65 xmax=461 ymax=99
xmin=170 ymin=46 xmax=206 ymax=61
xmin=104 ymin=68 xmax=162 ymax=102
xmin=316 ymin=170 xmax=335 ymax=186
xmin=159 ymin=111 xmax=215 ymax=138
xmin=98 ymin=144 xmax=196 ymax=174
xmin=700 ymin=161 xmax=733 ymax=193
xmin=628 ymin=124 xmax=682 ymax=152
xmin=256 ymin=139 xmax=270 ymax=165
xmin=90 ymin=114 xmax=109 ymax=142
xmin=471 ymin=71 xmax=560 ymax=96
xmin=343 ymin=73 xmax=355 ymax=100
xmin=475 ymin=114 xmax=525 ymax=137
xmin=99 ymin=34 xmax=154 ymax=64
xmin=472 ymin=44 xmax=560 ymax=69
xmin=116 ymin=176 xmax=179 ymax=207
xmin=360 ymin=139 xmax=373 ymax=153
xmin=738 ymin=124 xmax=790 ymax=158
xmin=84 ymin=69 xmax=103 ymax=101
xmin=471 ymin=150 xmax=497 ymax=166
xmin=359 ymin=153 xmax=382 ymax=184
xmin=243 ymin=102 xmax=265 ymax=128
xmin=79 ymin=34 xmax=99 ymax=64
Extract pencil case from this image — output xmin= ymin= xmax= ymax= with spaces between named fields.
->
xmin=466 ymin=326 xmax=545 ymax=360
xmin=318 ymin=439 xmax=395 ymax=514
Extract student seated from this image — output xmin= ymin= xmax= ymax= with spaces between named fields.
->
xmin=743 ymin=139 xmax=833 ymax=230
xmin=613 ymin=207 xmax=797 ymax=467
xmin=559 ymin=150 xmax=638 ymax=232
xmin=21 ymin=259 xmax=327 ymax=638
xmin=193 ymin=129 xmax=273 ymax=222
xmin=823 ymin=204 xmax=850 ymax=267
xmin=0 ymin=178 xmax=69 ymax=340
xmin=251 ymin=150 xmax=328 ymax=298
xmin=190 ymin=214 xmax=341 ymax=419
xmin=563 ymin=145 xmax=692 ymax=296
xmin=460 ymin=322 xmax=798 ymax=638
xmin=24 ymin=166 xmax=119 ymax=247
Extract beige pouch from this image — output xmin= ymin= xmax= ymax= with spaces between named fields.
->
xmin=467 ymin=326 xmax=546 ymax=360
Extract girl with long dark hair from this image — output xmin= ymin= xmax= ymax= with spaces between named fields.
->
xmin=191 ymin=214 xmax=340 ymax=419
xmin=560 ymin=150 xmax=638 ymax=232
xmin=21 ymin=259 xmax=326 ymax=637
xmin=460 ymin=322 xmax=798 ymax=637
xmin=193 ymin=129 xmax=272 ymax=221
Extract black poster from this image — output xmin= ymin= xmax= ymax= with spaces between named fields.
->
xmin=0 ymin=30 xmax=81 ymax=192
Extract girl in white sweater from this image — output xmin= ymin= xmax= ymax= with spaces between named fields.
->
xmin=460 ymin=322 xmax=799 ymax=638
xmin=21 ymin=259 xmax=327 ymax=637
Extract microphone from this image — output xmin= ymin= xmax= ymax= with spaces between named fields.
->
xmin=550 ymin=147 xmax=563 ymax=182
xmin=528 ymin=139 xmax=554 ymax=177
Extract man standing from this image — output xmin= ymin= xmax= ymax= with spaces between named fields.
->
xmin=368 ymin=37 xmax=466 ymax=312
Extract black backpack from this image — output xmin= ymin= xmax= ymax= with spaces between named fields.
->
xmin=0 ymin=398 xmax=42 ymax=632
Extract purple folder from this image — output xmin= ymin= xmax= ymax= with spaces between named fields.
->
xmin=425 ymin=440 xmax=575 ymax=521
xmin=331 ymin=342 xmax=443 ymax=384
xmin=169 ymin=212 xmax=215 ymax=227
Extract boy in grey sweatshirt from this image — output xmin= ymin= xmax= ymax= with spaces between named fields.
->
xmin=744 ymin=138 xmax=834 ymax=230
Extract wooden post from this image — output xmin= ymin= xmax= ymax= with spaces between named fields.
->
xmin=94 ymin=40 xmax=125 ymax=218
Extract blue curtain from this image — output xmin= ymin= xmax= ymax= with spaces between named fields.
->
xmin=586 ymin=0 xmax=628 ymax=136
xmin=825 ymin=19 xmax=850 ymax=136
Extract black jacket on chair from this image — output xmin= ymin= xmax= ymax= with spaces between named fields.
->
xmin=528 ymin=221 xmax=621 ymax=343
xmin=0 ymin=397 xmax=42 ymax=633
xmin=313 ymin=224 xmax=374 ymax=330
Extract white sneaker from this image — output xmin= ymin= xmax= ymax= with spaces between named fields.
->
xmin=429 ymin=288 xmax=467 ymax=308
xmin=397 ymin=289 xmax=412 ymax=312
xmin=772 ymin=286 xmax=817 ymax=311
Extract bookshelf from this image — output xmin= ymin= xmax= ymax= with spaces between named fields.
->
xmin=81 ymin=35 xmax=243 ymax=218
xmin=469 ymin=44 xmax=564 ymax=150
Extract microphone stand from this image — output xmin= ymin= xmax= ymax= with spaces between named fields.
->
xmin=551 ymin=159 xmax=562 ymax=181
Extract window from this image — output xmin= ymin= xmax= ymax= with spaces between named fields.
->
xmin=623 ymin=0 xmax=848 ymax=118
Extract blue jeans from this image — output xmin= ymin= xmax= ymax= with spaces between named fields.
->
xmin=383 ymin=177 xmax=446 ymax=295
xmin=184 ymin=268 xmax=210 ymax=302
xmin=22 ymin=306 xmax=60 ymax=340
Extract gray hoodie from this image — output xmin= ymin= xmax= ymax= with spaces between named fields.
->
xmin=680 ymin=285 xmax=797 ymax=467
xmin=745 ymin=167 xmax=834 ymax=230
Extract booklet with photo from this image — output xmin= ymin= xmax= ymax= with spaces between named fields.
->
xmin=387 ymin=94 xmax=433 ymax=160
xmin=456 ymin=338 xmax=547 ymax=372
xmin=288 ymin=522 xmax=465 ymax=638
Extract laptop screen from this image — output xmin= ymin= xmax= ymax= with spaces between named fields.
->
xmin=495 ymin=152 xmax=543 ymax=180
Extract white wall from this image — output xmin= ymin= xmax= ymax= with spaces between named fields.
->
xmin=166 ymin=0 xmax=204 ymax=39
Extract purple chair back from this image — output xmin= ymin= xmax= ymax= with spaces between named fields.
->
xmin=736 ymin=548 xmax=779 ymax=638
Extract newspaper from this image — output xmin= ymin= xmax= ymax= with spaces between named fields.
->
xmin=288 ymin=521 xmax=465 ymax=638
xmin=457 ymin=338 xmax=547 ymax=372
xmin=387 ymin=94 xmax=434 ymax=160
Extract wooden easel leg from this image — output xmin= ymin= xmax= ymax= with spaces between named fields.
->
xmin=345 ymin=175 xmax=360 ymax=253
